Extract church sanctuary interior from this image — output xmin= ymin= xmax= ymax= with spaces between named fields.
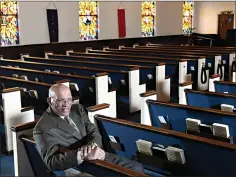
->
xmin=1 ymin=0 xmax=236 ymax=176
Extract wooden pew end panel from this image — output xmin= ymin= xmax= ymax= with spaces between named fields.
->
xmin=140 ymin=90 xmax=157 ymax=126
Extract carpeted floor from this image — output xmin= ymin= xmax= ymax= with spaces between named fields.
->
xmin=0 ymin=155 xmax=14 ymax=176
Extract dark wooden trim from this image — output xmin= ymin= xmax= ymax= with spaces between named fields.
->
xmin=179 ymin=81 xmax=193 ymax=87
xmin=0 ymin=76 xmax=51 ymax=86
xmin=2 ymin=87 xmax=22 ymax=93
xmin=140 ymin=90 xmax=157 ymax=97
xmin=165 ymin=76 xmax=171 ymax=79
xmin=0 ymin=66 xmax=94 ymax=80
xmin=24 ymin=55 xmax=153 ymax=69
xmin=21 ymin=106 xmax=34 ymax=112
xmin=72 ymin=51 xmax=197 ymax=61
xmin=108 ymin=48 xmax=208 ymax=58
xmin=214 ymin=81 xmax=236 ymax=86
xmin=52 ymin=53 xmax=164 ymax=65
xmin=95 ymin=72 xmax=108 ymax=77
xmin=157 ymin=62 xmax=165 ymax=66
xmin=184 ymin=89 xmax=236 ymax=98
xmin=54 ymin=79 xmax=70 ymax=84
xmin=129 ymin=67 xmax=140 ymax=71
xmin=94 ymin=114 xmax=236 ymax=150
xmin=108 ymin=88 xmax=117 ymax=92
xmin=87 ymin=103 xmax=110 ymax=112
xmin=2 ymin=59 xmax=127 ymax=74
xmin=146 ymin=100 xmax=236 ymax=117
xmin=124 ymin=46 xmax=231 ymax=55
xmin=210 ymin=74 xmax=220 ymax=79
xmin=11 ymin=121 xmax=38 ymax=132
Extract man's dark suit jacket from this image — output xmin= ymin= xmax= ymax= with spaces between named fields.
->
xmin=33 ymin=104 xmax=143 ymax=172
xmin=33 ymin=104 xmax=103 ymax=171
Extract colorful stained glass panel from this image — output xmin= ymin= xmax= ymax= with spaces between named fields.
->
xmin=0 ymin=2 xmax=17 ymax=15
xmin=79 ymin=15 xmax=98 ymax=40
xmin=79 ymin=1 xmax=98 ymax=41
xmin=142 ymin=1 xmax=155 ymax=37
xmin=1 ymin=15 xmax=19 ymax=46
xmin=79 ymin=2 xmax=98 ymax=15
xmin=182 ymin=1 xmax=193 ymax=35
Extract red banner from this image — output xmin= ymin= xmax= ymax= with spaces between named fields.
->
xmin=117 ymin=9 xmax=126 ymax=38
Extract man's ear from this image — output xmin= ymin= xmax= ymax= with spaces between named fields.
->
xmin=47 ymin=97 xmax=52 ymax=105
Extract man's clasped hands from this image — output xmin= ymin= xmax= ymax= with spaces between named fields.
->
xmin=80 ymin=142 xmax=106 ymax=161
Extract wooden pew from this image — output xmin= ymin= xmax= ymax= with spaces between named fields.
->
xmin=11 ymin=120 xmax=149 ymax=177
xmin=134 ymin=45 xmax=236 ymax=81
xmin=69 ymin=50 xmax=211 ymax=91
xmin=0 ymin=66 xmax=96 ymax=106
xmin=0 ymin=59 xmax=117 ymax=116
xmin=20 ymin=56 xmax=147 ymax=114
xmin=47 ymin=53 xmax=178 ymax=102
xmin=214 ymin=81 xmax=236 ymax=95
xmin=185 ymin=89 xmax=236 ymax=111
xmin=94 ymin=114 xmax=236 ymax=176
xmin=106 ymin=47 xmax=226 ymax=82
xmin=146 ymin=100 xmax=236 ymax=143
xmin=1 ymin=88 xmax=34 ymax=152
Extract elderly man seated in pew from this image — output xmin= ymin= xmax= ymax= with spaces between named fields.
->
xmin=33 ymin=84 xmax=143 ymax=176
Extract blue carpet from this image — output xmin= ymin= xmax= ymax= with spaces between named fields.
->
xmin=0 ymin=155 xmax=14 ymax=176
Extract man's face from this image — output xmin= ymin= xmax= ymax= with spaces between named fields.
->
xmin=50 ymin=88 xmax=73 ymax=117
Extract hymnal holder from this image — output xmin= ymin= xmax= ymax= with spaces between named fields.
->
xmin=186 ymin=129 xmax=233 ymax=144
xmin=136 ymin=152 xmax=193 ymax=176
xmin=109 ymin=141 xmax=125 ymax=152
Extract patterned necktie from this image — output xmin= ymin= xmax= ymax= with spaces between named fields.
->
xmin=65 ymin=116 xmax=81 ymax=135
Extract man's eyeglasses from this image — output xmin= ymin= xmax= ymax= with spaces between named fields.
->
xmin=53 ymin=98 xmax=73 ymax=105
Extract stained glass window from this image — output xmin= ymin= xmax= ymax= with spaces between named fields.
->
xmin=141 ymin=1 xmax=155 ymax=37
xmin=183 ymin=1 xmax=194 ymax=35
xmin=79 ymin=2 xmax=98 ymax=41
xmin=0 ymin=1 xmax=19 ymax=46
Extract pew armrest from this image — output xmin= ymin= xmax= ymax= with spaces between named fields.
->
xmin=209 ymin=74 xmax=220 ymax=92
xmin=140 ymin=90 xmax=157 ymax=98
xmin=87 ymin=104 xmax=111 ymax=124
xmin=87 ymin=103 xmax=110 ymax=112
xmin=179 ymin=82 xmax=193 ymax=105
xmin=11 ymin=120 xmax=37 ymax=132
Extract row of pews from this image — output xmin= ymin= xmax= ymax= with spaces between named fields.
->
xmin=1 ymin=43 xmax=236 ymax=176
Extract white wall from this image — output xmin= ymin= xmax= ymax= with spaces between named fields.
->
xmin=156 ymin=1 xmax=183 ymax=36
xmin=17 ymin=1 xmax=183 ymax=46
xmin=193 ymin=1 xmax=235 ymax=34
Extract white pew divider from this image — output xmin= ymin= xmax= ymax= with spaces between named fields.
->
xmin=179 ymin=60 xmax=192 ymax=84
xmin=209 ymin=74 xmax=220 ymax=92
xmin=2 ymin=87 xmax=35 ymax=152
xmin=229 ymin=54 xmax=235 ymax=82
xmin=11 ymin=121 xmax=36 ymax=177
xmin=85 ymin=47 xmax=92 ymax=53
xmin=87 ymin=103 xmax=110 ymax=125
xmin=66 ymin=49 xmax=74 ymax=56
xmin=20 ymin=53 xmax=30 ymax=61
xmin=197 ymin=58 xmax=209 ymax=91
xmin=103 ymin=46 xmax=109 ymax=51
xmin=214 ymin=56 xmax=225 ymax=81
xmin=140 ymin=90 xmax=157 ymax=126
xmin=233 ymin=71 xmax=236 ymax=83
xmin=179 ymin=82 xmax=193 ymax=105
xmin=156 ymin=63 xmax=170 ymax=102
xmin=95 ymin=73 xmax=116 ymax=117
xmin=129 ymin=68 xmax=146 ymax=113
xmin=44 ymin=51 xmax=53 ymax=59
